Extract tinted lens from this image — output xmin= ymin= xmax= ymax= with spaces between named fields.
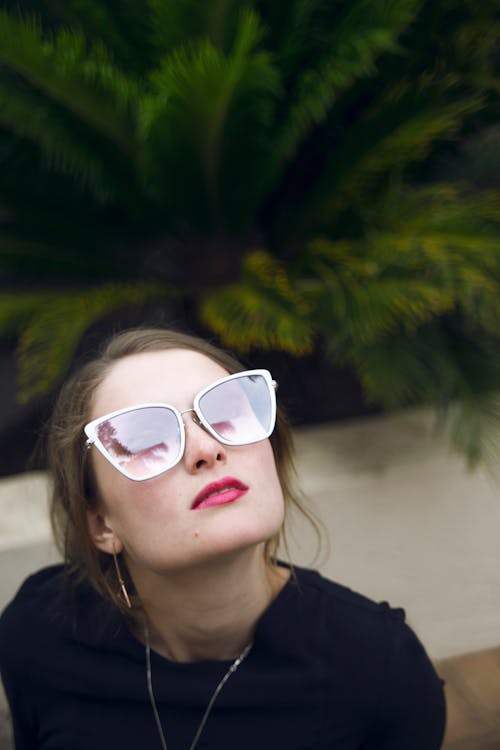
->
xmin=198 ymin=374 xmax=274 ymax=444
xmin=96 ymin=406 xmax=181 ymax=479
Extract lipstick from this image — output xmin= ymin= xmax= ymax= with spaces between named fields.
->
xmin=191 ymin=476 xmax=249 ymax=510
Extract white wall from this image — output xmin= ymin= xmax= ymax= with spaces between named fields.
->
xmin=289 ymin=410 xmax=500 ymax=659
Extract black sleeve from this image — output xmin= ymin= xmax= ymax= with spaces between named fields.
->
xmin=0 ymin=600 xmax=39 ymax=749
xmin=1 ymin=677 xmax=37 ymax=750
xmin=362 ymin=610 xmax=446 ymax=749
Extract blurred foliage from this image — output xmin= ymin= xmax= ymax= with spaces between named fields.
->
xmin=0 ymin=0 xmax=499 ymax=465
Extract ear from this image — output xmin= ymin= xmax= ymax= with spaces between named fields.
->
xmin=86 ymin=509 xmax=123 ymax=555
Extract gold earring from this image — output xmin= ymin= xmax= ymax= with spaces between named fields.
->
xmin=112 ymin=546 xmax=132 ymax=609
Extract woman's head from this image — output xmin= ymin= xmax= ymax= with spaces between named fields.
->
xmin=48 ymin=328 xmax=303 ymax=612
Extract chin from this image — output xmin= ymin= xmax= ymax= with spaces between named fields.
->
xmin=210 ymin=515 xmax=284 ymax=557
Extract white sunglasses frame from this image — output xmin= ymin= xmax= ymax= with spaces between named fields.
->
xmin=84 ymin=369 xmax=277 ymax=481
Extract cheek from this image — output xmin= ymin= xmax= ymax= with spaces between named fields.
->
xmin=255 ymin=440 xmax=281 ymax=481
xmin=90 ymin=453 xmax=178 ymax=528
xmin=249 ymin=442 xmax=285 ymax=513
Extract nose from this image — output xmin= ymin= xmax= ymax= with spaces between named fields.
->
xmin=181 ymin=411 xmax=227 ymax=473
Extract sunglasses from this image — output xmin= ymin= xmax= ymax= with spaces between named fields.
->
xmin=84 ymin=369 xmax=277 ymax=481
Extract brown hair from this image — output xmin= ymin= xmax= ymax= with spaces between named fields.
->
xmin=48 ymin=327 xmax=320 ymax=615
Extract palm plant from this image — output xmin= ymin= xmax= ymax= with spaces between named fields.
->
xmin=0 ymin=0 xmax=499 ymax=465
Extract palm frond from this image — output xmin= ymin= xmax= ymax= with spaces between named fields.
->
xmin=374 ymin=184 xmax=500 ymax=232
xmin=256 ymin=0 xmax=319 ymax=61
xmin=0 ymin=75 xmax=117 ymax=198
xmin=273 ymin=0 xmax=421 ymax=168
xmin=434 ymin=126 xmax=500 ymax=189
xmin=0 ymin=0 xmax=497 ymax=471
xmin=367 ymin=186 xmax=500 ymax=333
xmin=294 ymin=180 xmax=500 ymax=367
xmin=0 ymin=11 xmax=136 ymax=154
xmin=296 ymin=238 xmax=454 ymax=349
xmin=201 ymin=250 xmax=313 ymax=353
xmin=345 ymin=326 xmax=450 ymax=407
xmin=148 ymin=0 xmax=253 ymax=54
xmin=346 ymin=320 xmax=499 ymax=404
xmin=42 ymin=0 xmax=154 ymax=74
xmin=442 ymin=392 xmax=500 ymax=470
xmin=13 ymin=282 xmax=176 ymax=403
xmin=291 ymin=79 xmax=482 ymax=237
xmin=140 ymin=9 xmax=280 ymax=226
xmin=347 ymin=320 xmax=500 ymax=468
xmin=0 ymin=291 xmax=51 ymax=333
xmin=453 ymin=21 xmax=500 ymax=90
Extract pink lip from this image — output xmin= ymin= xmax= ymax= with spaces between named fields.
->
xmin=191 ymin=476 xmax=249 ymax=510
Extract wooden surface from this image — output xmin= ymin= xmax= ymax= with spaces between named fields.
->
xmin=438 ymin=645 xmax=500 ymax=749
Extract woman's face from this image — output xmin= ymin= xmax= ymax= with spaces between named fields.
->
xmin=87 ymin=349 xmax=285 ymax=574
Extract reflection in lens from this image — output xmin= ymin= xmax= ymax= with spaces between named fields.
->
xmin=199 ymin=375 xmax=273 ymax=444
xmin=97 ymin=406 xmax=181 ymax=478
xmin=210 ymin=420 xmax=236 ymax=437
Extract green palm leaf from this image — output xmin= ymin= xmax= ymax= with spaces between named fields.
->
xmin=273 ymin=0 xmax=421 ymax=169
xmin=348 ymin=323 xmax=500 ymax=467
xmin=140 ymin=9 xmax=280 ymax=226
xmin=444 ymin=393 xmax=500 ymax=470
xmin=201 ymin=250 xmax=313 ymax=353
xmin=0 ymin=11 xmax=136 ymax=154
xmin=0 ymin=0 xmax=497 ymax=467
xmin=346 ymin=326 xmax=450 ymax=407
xmin=296 ymin=238 xmax=454 ymax=349
xmin=43 ymin=0 xmax=153 ymax=73
xmin=0 ymin=76 xmax=116 ymax=196
xmin=299 ymin=82 xmax=483 ymax=232
xmin=0 ymin=291 xmax=52 ymax=333
xmin=0 ymin=283 xmax=175 ymax=402
xmin=148 ymin=0 xmax=253 ymax=53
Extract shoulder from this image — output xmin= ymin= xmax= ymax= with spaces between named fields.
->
xmin=263 ymin=565 xmax=414 ymax=669
xmin=287 ymin=567 xmax=445 ymax=735
xmin=0 ymin=565 xmax=67 ymax=655
xmin=290 ymin=566 xmax=433 ymax=663
xmin=273 ymin=565 xmax=443 ymax=685
xmin=0 ymin=565 xmax=70 ymax=707
xmin=0 ymin=564 xmax=129 ymax=692
xmin=0 ymin=564 xmax=123 ymax=648
xmin=289 ymin=565 xmax=408 ymax=643
xmin=0 ymin=564 xmax=118 ymax=658
xmin=1 ymin=564 xmax=67 ymax=625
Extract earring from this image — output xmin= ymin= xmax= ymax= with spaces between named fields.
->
xmin=112 ymin=546 xmax=132 ymax=609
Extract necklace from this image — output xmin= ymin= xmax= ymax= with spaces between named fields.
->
xmin=144 ymin=620 xmax=253 ymax=750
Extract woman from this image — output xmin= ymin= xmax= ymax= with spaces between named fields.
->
xmin=0 ymin=328 xmax=446 ymax=749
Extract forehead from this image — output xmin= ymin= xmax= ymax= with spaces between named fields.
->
xmin=91 ymin=348 xmax=231 ymax=418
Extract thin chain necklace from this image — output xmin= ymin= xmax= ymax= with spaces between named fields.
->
xmin=144 ymin=620 xmax=253 ymax=750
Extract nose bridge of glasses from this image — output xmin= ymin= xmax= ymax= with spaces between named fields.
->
xmin=180 ymin=407 xmax=203 ymax=429
xmin=180 ymin=407 xmax=220 ymax=454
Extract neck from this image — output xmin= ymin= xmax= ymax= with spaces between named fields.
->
xmin=128 ymin=547 xmax=289 ymax=663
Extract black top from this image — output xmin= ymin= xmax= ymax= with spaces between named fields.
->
xmin=0 ymin=565 xmax=446 ymax=750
